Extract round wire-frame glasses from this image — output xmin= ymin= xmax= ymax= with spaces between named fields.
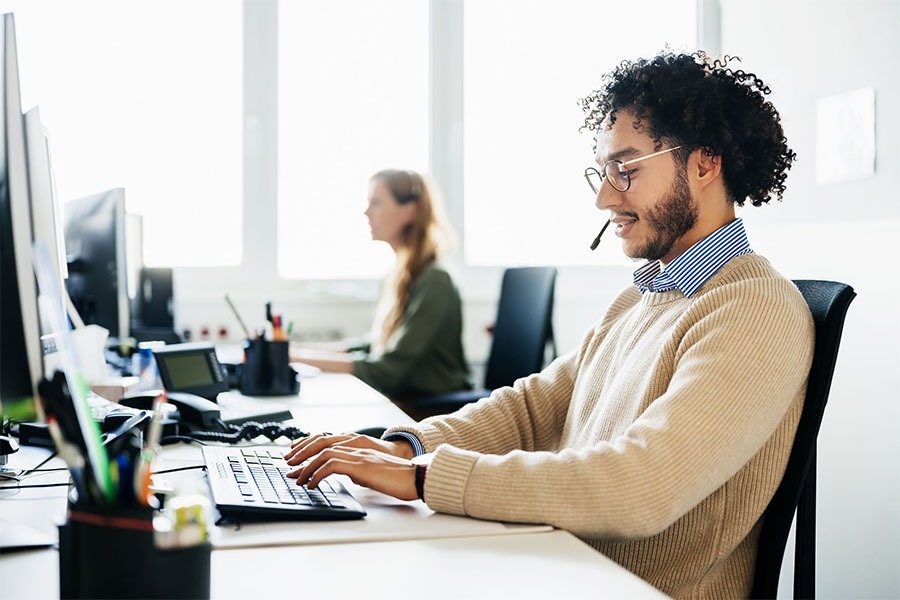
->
xmin=584 ymin=145 xmax=685 ymax=194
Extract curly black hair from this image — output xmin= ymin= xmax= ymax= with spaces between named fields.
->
xmin=579 ymin=50 xmax=796 ymax=207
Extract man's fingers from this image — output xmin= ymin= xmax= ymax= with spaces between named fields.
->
xmin=306 ymin=457 xmax=354 ymax=489
xmin=288 ymin=446 xmax=353 ymax=483
xmin=284 ymin=433 xmax=352 ymax=465
xmin=285 ymin=446 xmax=419 ymax=502
xmin=288 ymin=446 xmax=372 ymax=484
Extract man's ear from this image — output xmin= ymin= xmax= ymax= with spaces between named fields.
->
xmin=696 ymin=148 xmax=722 ymax=186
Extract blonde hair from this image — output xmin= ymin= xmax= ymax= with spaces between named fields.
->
xmin=370 ymin=169 xmax=454 ymax=352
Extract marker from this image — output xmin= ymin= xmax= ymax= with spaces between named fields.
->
xmin=273 ymin=315 xmax=286 ymax=341
xmin=134 ymin=392 xmax=167 ymax=506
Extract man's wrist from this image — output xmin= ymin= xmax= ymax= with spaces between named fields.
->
xmin=410 ymin=452 xmax=433 ymax=501
xmin=414 ymin=465 xmax=427 ymax=501
xmin=383 ymin=432 xmax=425 ymax=459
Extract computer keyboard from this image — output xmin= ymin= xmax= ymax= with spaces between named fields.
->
xmin=202 ymin=445 xmax=366 ymax=521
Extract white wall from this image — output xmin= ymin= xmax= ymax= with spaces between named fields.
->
xmin=718 ymin=2 xmax=900 ymax=597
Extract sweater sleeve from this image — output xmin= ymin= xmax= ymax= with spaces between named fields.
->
xmin=352 ymin=268 xmax=456 ymax=393
xmin=415 ymin=279 xmax=815 ymax=538
xmin=385 ymin=325 xmax=593 ymax=456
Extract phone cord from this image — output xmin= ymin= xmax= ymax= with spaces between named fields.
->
xmin=187 ymin=421 xmax=309 ymax=444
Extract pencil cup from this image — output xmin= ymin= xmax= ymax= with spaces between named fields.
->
xmin=58 ymin=502 xmax=211 ymax=599
xmin=240 ymin=338 xmax=300 ymax=396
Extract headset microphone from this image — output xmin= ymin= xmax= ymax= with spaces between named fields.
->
xmin=589 ymin=220 xmax=611 ymax=251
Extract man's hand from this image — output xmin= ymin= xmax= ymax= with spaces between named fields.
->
xmin=282 ymin=433 xmax=420 ymax=501
xmin=284 ymin=432 xmax=416 ymax=465
xmin=285 ymin=444 xmax=418 ymax=501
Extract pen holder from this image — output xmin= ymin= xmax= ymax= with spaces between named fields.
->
xmin=240 ymin=339 xmax=300 ymax=396
xmin=58 ymin=502 xmax=211 ymax=599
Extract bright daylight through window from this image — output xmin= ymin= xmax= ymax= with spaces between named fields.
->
xmin=7 ymin=0 xmax=243 ymax=267
xmin=277 ymin=0 xmax=429 ymax=280
xmin=464 ymin=0 xmax=696 ymax=267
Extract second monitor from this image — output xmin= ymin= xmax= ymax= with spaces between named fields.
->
xmin=63 ymin=187 xmax=131 ymax=342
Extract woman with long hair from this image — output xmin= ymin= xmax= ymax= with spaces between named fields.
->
xmin=292 ymin=169 xmax=471 ymax=398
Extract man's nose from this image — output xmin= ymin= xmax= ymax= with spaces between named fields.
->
xmin=594 ymin=179 xmax=619 ymax=211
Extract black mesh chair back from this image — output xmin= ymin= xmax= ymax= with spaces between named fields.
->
xmin=751 ymin=280 xmax=855 ymax=599
xmin=483 ymin=266 xmax=557 ymax=390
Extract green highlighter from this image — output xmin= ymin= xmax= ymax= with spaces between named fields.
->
xmin=33 ymin=242 xmax=115 ymax=504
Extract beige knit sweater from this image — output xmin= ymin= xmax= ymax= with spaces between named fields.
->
xmin=387 ymin=254 xmax=814 ymax=599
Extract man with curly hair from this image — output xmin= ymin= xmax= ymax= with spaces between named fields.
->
xmin=285 ymin=50 xmax=814 ymax=599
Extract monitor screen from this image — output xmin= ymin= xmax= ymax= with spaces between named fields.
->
xmin=63 ymin=187 xmax=130 ymax=341
xmin=24 ymin=105 xmax=67 ymax=335
xmin=0 ymin=12 xmax=42 ymax=423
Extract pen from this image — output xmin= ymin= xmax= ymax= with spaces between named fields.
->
xmin=135 ymin=392 xmax=167 ymax=506
xmin=224 ymin=294 xmax=252 ymax=340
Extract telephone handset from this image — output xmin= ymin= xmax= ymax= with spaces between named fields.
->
xmin=117 ymin=389 xmax=308 ymax=444
xmin=118 ymin=390 xmax=225 ymax=432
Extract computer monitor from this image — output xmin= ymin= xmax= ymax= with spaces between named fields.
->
xmin=63 ymin=187 xmax=131 ymax=342
xmin=0 ymin=12 xmax=42 ymax=424
xmin=24 ymin=106 xmax=67 ymax=333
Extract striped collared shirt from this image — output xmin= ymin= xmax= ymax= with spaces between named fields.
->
xmin=633 ymin=218 xmax=753 ymax=298
xmin=383 ymin=431 xmax=425 ymax=456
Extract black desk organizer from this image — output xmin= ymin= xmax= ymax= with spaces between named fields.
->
xmin=58 ymin=502 xmax=211 ymax=599
xmin=240 ymin=339 xmax=300 ymax=396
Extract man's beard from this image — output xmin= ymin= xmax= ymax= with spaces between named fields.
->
xmin=634 ymin=168 xmax=697 ymax=262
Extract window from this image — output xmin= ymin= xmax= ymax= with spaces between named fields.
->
xmin=463 ymin=0 xmax=697 ymax=266
xmin=6 ymin=1 xmax=699 ymax=277
xmin=277 ymin=0 xmax=430 ymax=280
xmin=8 ymin=0 xmax=243 ymax=267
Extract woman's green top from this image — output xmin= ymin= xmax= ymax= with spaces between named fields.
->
xmin=353 ymin=263 xmax=471 ymax=398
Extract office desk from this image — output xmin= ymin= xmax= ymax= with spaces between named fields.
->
xmin=2 ymin=530 xmax=666 ymax=599
xmin=218 ymin=371 xmax=394 ymax=411
xmin=0 ymin=374 xmax=667 ymax=599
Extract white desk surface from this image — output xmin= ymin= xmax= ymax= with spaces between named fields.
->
xmin=2 ymin=530 xmax=666 ymax=599
xmin=219 ymin=371 xmax=392 ymax=411
xmin=0 ymin=374 xmax=667 ymax=599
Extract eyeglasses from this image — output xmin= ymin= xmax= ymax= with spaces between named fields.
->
xmin=584 ymin=145 xmax=685 ymax=194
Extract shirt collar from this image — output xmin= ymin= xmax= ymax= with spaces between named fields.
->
xmin=632 ymin=218 xmax=753 ymax=298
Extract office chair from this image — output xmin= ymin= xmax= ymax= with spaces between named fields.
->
xmin=750 ymin=280 xmax=856 ymax=600
xmin=410 ymin=266 xmax=558 ymax=416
